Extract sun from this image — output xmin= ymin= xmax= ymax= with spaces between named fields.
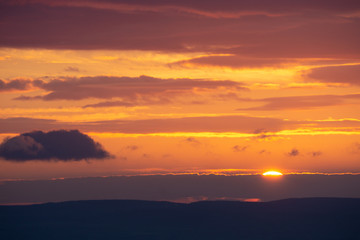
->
xmin=262 ymin=171 xmax=283 ymax=176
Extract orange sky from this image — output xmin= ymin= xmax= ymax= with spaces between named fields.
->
xmin=1 ymin=0 xmax=360 ymax=180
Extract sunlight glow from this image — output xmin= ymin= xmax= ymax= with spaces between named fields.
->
xmin=262 ymin=171 xmax=283 ymax=176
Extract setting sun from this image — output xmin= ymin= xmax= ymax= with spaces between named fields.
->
xmin=262 ymin=171 xmax=283 ymax=176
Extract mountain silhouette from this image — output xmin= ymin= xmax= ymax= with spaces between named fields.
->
xmin=1 ymin=198 xmax=359 ymax=239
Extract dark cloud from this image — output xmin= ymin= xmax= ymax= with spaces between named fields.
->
xmin=303 ymin=65 xmax=360 ymax=85
xmin=0 ymin=1 xmax=359 ymax=59
xmin=0 ymin=130 xmax=111 ymax=161
xmin=237 ymin=94 xmax=360 ymax=111
xmin=309 ymin=151 xmax=322 ymax=157
xmin=184 ymin=137 xmax=201 ymax=145
xmin=253 ymin=134 xmax=276 ymax=141
xmin=249 ymin=129 xmax=276 ymax=140
xmin=125 ymin=145 xmax=139 ymax=151
xmin=253 ymin=128 xmax=267 ymax=134
xmin=0 ymin=79 xmax=33 ymax=92
xmin=233 ymin=145 xmax=248 ymax=152
xmin=13 ymin=76 xmax=243 ymax=105
xmin=13 ymin=95 xmax=43 ymax=101
xmin=287 ymin=148 xmax=300 ymax=157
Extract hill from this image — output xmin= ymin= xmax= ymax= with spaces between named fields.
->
xmin=1 ymin=198 xmax=359 ymax=239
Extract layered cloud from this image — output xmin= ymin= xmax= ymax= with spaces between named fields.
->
xmin=0 ymin=116 xmax=289 ymax=134
xmin=8 ymin=0 xmax=360 ymax=17
xmin=0 ymin=79 xmax=34 ymax=92
xmin=0 ymin=118 xmax=59 ymax=134
xmin=238 ymin=94 xmax=360 ymax=111
xmin=173 ymin=55 xmax=360 ymax=70
xmin=84 ymin=116 xmax=290 ymax=134
xmin=10 ymin=76 xmax=243 ymax=106
xmin=1 ymin=0 xmax=359 ymax=59
xmin=0 ymin=130 xmax=110 ymax=161
xmin=2 ymin=115 xmax=360 ymax=136
xmin=303 ymin=65 xmax=360 ymax=85
xmin=173 ymin=55 xmax=296 ymax=69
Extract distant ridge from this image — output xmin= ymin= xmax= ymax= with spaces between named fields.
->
xmin=1 ymin=198 xmax=359 ymax=240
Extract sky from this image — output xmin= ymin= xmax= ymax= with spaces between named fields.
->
xmin=1 ymin=0 xmax=360 ymax=197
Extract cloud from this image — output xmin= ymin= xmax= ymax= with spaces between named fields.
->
xmin=0 ymin=79 xmax=33 ymax=92
xmin=83 ymin=101 xmax=137 ymax=108
xmin=125 ymin=145 xmax=139 ymax=151
xmin=184 ymin=137 xmax=201 ymax=145
xmin=13 ymin=76 xmax=243 ymax=106
xmin=0 ymin=118 xmax=61 ymax=134
xmin=173 ymin=55 xmax=297 ymax=69
xmin=287 ymin=148 xmax=300 ymax=157
xmin=0 ymin=116 xmax=291 ymax=134
xmin=64 ymin=66 xmax=80 ymax=72
xmin=6 ymin=0 xmax=360 ymax=16
xmin=258 ymin=149 xmax=270 ymax=154
xmin=237 ymin=94 xmax=360 ymax=111
xmin=3 ymin=115 xmax=360 ymax=136
xmin=0 ymin=130 xmax=111 ymax=161
xmin=250 ymin=129 xmax=277 ymax=140
xmin=13 ymin=95 xmax=43 ymax=100
xmin=173 ymin=55 xmax=360 ymax=70
xmin=233 ymin=145 xmax=248 ymax=152
xmin=309 ymin=151 xmax=322 ymax=157
xmin=3 ymin=0 xmax=289 ymax=19
xmin=103 ymin=115 xmax=289 ymax=134
xmin=252 ymin=134 xmax=276 ymax=141
xmin=303 ymin=65 xmax=360 ymax=85
xmin=0 ymin=0 xmax=359 ymax=59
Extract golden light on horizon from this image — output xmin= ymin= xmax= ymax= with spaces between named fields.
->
xmin=1 ymin=0 xmax=360 ymax=181
xmin=262 ymin=171 xmax=283 ymax=176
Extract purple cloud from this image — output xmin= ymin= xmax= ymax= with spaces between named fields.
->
xmin=0 ymin=0 xmax=359 ymax=59
xmin=303 ymin=65 xmax=360 ymax=85
xmin=0 ymin=130 xmax=111 ymax=161
xmin=12 ymin=76 xmax=243 ymax=106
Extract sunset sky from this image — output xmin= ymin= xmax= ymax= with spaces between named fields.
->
xmin=1 ymin=0 xmax=360 ymax=185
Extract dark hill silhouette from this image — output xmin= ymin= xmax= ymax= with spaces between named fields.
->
xmin=1 ymin=198 xmax=359 ymax=240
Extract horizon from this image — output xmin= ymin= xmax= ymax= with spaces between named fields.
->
xmin=1 ymin=0 xmax=360 ymax=206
